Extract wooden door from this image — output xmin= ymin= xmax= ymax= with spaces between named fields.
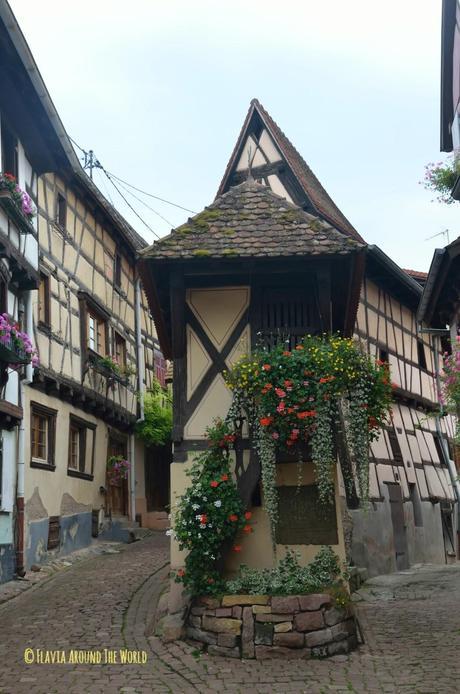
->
xmin=388 ymin=483 xmax=409 ymax=571
xmin=107 ymin=437 xmax=128 ymax=517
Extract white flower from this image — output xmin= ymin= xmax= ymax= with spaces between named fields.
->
xmin=195 ymin=514 xmax=202 ymax=520
xmin=203 ymin=497 xmax=208 ymax=502
xmin=165 ymin=529 xmax=172 ymax=536
xmin=200 ymin=523 xmax=206 ymax=529
xmin=192 ymin=504 xmax=199 ymax=511
xmin=214 ymin=500 xmax=222 ymax=508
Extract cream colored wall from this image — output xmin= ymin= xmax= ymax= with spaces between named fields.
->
xmin=171 ymin=283 xmax=347 ymax=571
xmin=24 ymin=388 xmax=108 ymax=518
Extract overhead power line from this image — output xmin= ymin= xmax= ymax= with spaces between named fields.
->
xmin=104 ymin=170 xmax=197 ymax=215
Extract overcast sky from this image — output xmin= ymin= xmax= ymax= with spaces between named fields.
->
xmin=9 ymin=0 xmax=459 ymax=270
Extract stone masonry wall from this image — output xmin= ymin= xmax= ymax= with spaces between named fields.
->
xmin=186 ymin=593 xmax=358 ymax=659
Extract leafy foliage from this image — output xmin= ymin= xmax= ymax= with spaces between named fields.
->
xmin=224 ymin=334 xmax=393 ymax=537
xmin=226 ymin=546 xmax=343 ymax=596
xmin=135 ymin=379 xmax=172 ymax=447
xmin=173 ymin=420 xmax=246 ymax=595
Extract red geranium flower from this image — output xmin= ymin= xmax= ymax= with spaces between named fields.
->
xmin=259 ymin=416 xmax=273 ymax=427
xmin=295 ymin=345 xmax=304 ymax=351
xmin=297 ymin=410 xmax=316 ymax=419
xmin=177 ymin=568 xmax=185 ymax=577
xmin=275 ymin=388 xmax=286 ymax=398
xmin=233 ymin=545 xmax=242 ymax=552
xmin=284 ymin=379 xmax=293 ymax=387
xmin=199 ymin=514 xmax=208 ymax=524
xmin=221 ymin=473 xmax=229 ymax=482
xmin=262 ymin=364 xmax=271 ymax=371
xmin=243 ymin=525 xmax=252 ymax=534
xmin=244 ymin=511 xmax=252 ymax=520
xmin=283 ymin=351 xmax=291 ymax=357
xmin=210 ymin=480 xmax=219 ymax=488
xmin=229 ymin=514 xmax=238 ymax=522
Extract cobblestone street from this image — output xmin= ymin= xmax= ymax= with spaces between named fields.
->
xmin=1 ymin=533 xmax=460 ymax=693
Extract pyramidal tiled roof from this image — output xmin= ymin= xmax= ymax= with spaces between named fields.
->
xmin=139 ymin=180 xmax=364 ymax=261
xmin=217 ymin=99 xmax=364 ymax=244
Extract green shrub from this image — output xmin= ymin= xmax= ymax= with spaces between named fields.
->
xmin=225 ymin=546 xmax=343 ymax=595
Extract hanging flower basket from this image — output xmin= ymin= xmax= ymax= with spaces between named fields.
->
xmin=106 ymin=455 xmax=130 ymax=485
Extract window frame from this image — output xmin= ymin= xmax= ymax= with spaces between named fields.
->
xmin=67 ymin=414 xmax=96 ymax=481
xmin=114 ymin=252 xmax=122 ymax=289
xmin=87 ymin=306 xmax=108 ymax=357
xmin=56 ymin=192 xmax=67 ymax=229
xmin=30 ymin=402 xmax=57 ymax=470
xmin=112 ymin=329 xmax=127 ymax=370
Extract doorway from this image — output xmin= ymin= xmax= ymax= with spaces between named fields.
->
xmin=145 ymin=443 xmax=172 ymax=512
xmin=107 ymin=436 xmax=128 ymax=517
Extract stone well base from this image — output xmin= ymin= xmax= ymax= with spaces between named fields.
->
xmin=186 ymin=593 xmax=358 ymax=659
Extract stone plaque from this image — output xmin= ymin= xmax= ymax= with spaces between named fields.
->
xmin=275 ymin=485 xmax=338 ymax=545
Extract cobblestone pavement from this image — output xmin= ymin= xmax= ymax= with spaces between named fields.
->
xmin=0 ymin=534 xmax=459 ymax=694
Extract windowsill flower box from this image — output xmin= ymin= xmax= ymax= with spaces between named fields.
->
xmin=0 ymin=314 xmax=38 ymax=366
xmin=0 ymin=173 xmax=36 ymax=234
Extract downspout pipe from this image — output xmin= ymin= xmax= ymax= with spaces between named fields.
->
xmin=433 ymin=335 xmax=460 ymax=545
xmin=131 ymin=276 xmax=145 ymax=523
xmin=16 ymin=291 xmax=34 ymax=576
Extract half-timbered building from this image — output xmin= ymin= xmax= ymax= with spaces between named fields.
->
xmin=0 ymin=4 xmax=170 ymax=580
xmin=141 ymin=100 xmax=458 ymax=585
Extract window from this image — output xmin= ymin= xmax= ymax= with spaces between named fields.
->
xmin=87 ymin=308 xmax=107 ymax=355
xmin=379 ymin=348 xmax=389 ymax=363
xmin=154 ymin=348 xmax=166 ymax=387
xmin=1 ymin=120 xmax=18 ymax=178
xmin=417 ymin=339 xmax=427 ymax=370
xmin=67 ymin=415 xmax=96 ymax=479
xmin=56 ymin=193 xmax=67 ymax=229
xmin=30 ymin=403 xmax=57 ymax=469
xmin=112 ymin=330 xmax=126 ymax=369
xmin=47 ymin=516 xmax=60 ymax=550
xmin=38 ymin=273 xmax=50 ymax=326
xmin=387 ymin=428 xmax=403 ymax=464
xmin=114 ymin=252 xmax=122 ymax=288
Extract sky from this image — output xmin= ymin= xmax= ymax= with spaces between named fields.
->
xmin=8 ymin=0 xmax=459 ymax=271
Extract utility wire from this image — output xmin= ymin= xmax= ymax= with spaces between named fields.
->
xmin=105 ymin=172 xmax=175 ymax=227
xmin=103 ymin=170 xmax=162 ymax=240
xmin=104 ymin=169 xmax=197 ymax=215
xmin=70 ymin=135 xmax=163 ymax=240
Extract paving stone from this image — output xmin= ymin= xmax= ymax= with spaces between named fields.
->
xmin=271 ymin=596 xmax=300 ymax=613
xmin=298 ymin=593 xmax=332 ymax=611
xmin=217 ymin=633 xmax=238 ymax=648
xmin=324 ymin=606 xmax=350 ymax=626
xmin=254 ymin=622 xmax=273 ymax=645
xmin=294 ymin=610 xmax=325 ymax=632
xmin=207 ymin=645 xmax=240 ymax=658
xmin=273 ymin=632 xmax=304 ymax=648
xmin=202 ymin=616 xmax=242 ymax=634
xmin=241 ymin=605 xmax=254 ymax=659
xmin=255 ymin=645 xmax=310 ymax=660
xmin=255 ymin=612 xmax=294 ymax=623
xmin=221 ymin=595 xmax=269 ymax=607
xmin=305 ymin=627 xmax=333 ymax=647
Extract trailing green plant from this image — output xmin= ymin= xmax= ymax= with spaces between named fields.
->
xmin=225 ymin=546 xmax=344 ymax=596
xmin=173 ymin=419 xmax=247 ymax=595
xmin=224 ymin=334 xmax=393 ymax=540
xmin=135 ymin=379 xmax=172 ymax=446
